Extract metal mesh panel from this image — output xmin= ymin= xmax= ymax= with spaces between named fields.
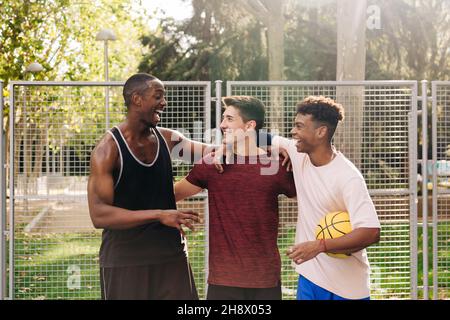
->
xmin=369 ymin=195 xmax=411 ymax=299
xmin=228 ymin=81 xmax=416 ymax=299
xmin=177 ymin=194 xmax=208 ymax=298
xmin=432 ymin=82 xmax=450 ymax=300
xmin=9 ymin=82 xmax=210 ymax=299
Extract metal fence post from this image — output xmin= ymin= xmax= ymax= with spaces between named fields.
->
xmin=203 ymin=194 xmax=209 ymax=297
xmin=410 ymin=81 xmax=419 ymax=299
xmin=215 ymin=80 xmax=223 ymax=145
xmin=421 ymin=80 xmax=429 ymax=299
xmin=431 ymin=82 xmax=438 ymax=300
xmin=8 ymin=83 xmax=15 ymax=300
xmin=0 ymin=80 xmax=5 ymax=300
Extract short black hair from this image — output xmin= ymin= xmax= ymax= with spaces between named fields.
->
xmin=222 ymin=96 xmax=265 ymax=130
xmin=296 ymin=96 xmax=345 ymax=142
xmin=123 ymin=73 xmax=158 ymax=108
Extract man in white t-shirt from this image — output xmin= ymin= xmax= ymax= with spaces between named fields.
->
xmin=272 ymin=96 xmax=381 ymax=300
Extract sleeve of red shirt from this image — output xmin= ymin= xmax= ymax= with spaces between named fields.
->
xmin=185 ymin=157 xmax=209 ymax=189
xmin=277 ymin=167 xmax=297 ymax=198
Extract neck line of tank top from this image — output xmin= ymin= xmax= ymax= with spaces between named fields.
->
xmin=114 ymin=126 xmax=160 ymax=167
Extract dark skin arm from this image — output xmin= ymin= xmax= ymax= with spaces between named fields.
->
xmin=87 ymin=134 xmax=199 ymax=233
xmin=159 ymin=128 xmax=290 ymax=171
xmin=174 ymin=178 xmax=203 ymax=202
xmin=159 ymin=127 xmax=218 ymax=163
xmin=287 ymin=227 xmax=380 ymax=265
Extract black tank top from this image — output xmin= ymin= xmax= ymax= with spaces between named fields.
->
xmin=99 ymin=126 xmax=186 ymax=267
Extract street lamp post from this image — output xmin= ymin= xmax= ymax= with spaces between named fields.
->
xmin=25 ymin=62 xmax=44 ymax=74
xmin=96 ymin=29 xmax=117 ymax=129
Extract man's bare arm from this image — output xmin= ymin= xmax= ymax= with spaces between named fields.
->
xmin=287 ymin=227 xmax=380 ymax=265
xmin=174 ymin=178 xmax=203 ymax=202
xmin=87 ymin=135 xmax=199 ymax=231
xmin=159 ymin=127 xmax=219 ymax=163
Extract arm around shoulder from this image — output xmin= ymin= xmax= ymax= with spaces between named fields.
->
xmin=159 ymin=127 xmax=216 ymax=163
xmin=174 ymin=178 xmax=203 ymax=202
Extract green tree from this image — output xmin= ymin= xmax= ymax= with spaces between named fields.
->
xmin=0 ymin=0 xmax=151 ymax=83
xmin=0 ymin=0 xmax=152 ymax=185
xmin=138 ymin=0 xmax=268 ymax=81
xmin=0 ymin=0 xmax=70 ymax=82
xmin=366 ymin=0 xmax=450 ymax=80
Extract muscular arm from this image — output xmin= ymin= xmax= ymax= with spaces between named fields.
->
xmin=287 ymin=227 xmax=380 ymax=265
xmin=324 ymin=227 xmax=380 ymax=254
xmin=159 ymin=127 xmax=218 ymax=163
xmin=87 ymin=135 xmax=199 ymax=231
xmin=174 ymin=178 xmax=203 ymax=202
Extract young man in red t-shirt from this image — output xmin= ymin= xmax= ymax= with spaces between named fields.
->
xmin=174 ymin=96 xmax=296 ymax=300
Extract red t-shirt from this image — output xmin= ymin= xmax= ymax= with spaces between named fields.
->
xmin=186 ymin=153 xmax=296 ymax=288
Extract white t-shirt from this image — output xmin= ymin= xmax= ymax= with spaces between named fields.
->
xmin=273 ymin=135 xmax=381 ymax=299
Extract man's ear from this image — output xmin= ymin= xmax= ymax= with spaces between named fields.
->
xmin=245 ymin=120 xmax=257 ymax=131
xmin=317 ymin=125 xmax=329 ymax=140
xmin=131 ymin=93 xmax=142 ymax=107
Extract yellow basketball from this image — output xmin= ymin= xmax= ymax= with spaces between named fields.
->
xmin=315 ymin=211 xmax=352 ymax=259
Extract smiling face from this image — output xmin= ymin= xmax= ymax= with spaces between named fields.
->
xmin=136 ymin=79 xmax=167 ymax=127
xmin=290 ymin=113 xmax=324 ymax=154
xmin=219 ymin=106 xmax=254 ymax=146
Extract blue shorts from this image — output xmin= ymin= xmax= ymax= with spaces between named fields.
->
xmin=296 ymin=275 xmax=370 ymax=300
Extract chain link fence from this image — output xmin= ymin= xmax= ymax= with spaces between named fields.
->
xmin=431 ymin=82 xmax=450 ymax=300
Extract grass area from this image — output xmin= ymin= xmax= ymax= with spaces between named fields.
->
xmin=11 ymin=228 xmax=208 ymax=300
xmin=12 ymin=229 xmax=207 ymax=300
xmin=10 ymin=227 xmax=298 ymax=300
xmin=13 ymin=231 xmax=101 ymax=299
xmin=417 ymin=222 xmax=450 ymax=299
xmin=278 ymin=227 xmax=299 ymax=299
xmin=8 ymin=221 xmax=450 ymax=299
xmin=185 ymin=229 xmax=207 ymax=298
xmin=366 ymin=221 xmax=450 ymax=299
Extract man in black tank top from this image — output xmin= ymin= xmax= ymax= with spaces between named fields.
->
xmin=88 ymin=73 xmax=214 ymax=300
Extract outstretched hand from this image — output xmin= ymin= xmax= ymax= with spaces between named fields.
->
xmin=159 ymin=209 xmax=200 ymax=237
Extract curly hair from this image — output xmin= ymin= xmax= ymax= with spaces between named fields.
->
xmin=296 ymin=96 xmax=345 ymax=142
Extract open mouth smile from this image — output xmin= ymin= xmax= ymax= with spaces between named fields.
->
xmin=154 ymin=109 xmax=163 ymax=121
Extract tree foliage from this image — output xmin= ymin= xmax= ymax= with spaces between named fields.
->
xmin=0 ymin=0 xmax=152 ymax=180
xmin=0 ymin=0 xmax=150 ymax=84
xmin=366 ymin=0 xmax=450 ymax=80
xmin=139 ymin=0 xmax=450 ymax=81
xmin=138 ymin=0 xmax=268 ymax=81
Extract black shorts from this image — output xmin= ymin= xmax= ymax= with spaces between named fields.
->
xmin=100 ymin=258 xmax=198 ymax=300
xmin=206 ymin=283 xmax=282 ymax=300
